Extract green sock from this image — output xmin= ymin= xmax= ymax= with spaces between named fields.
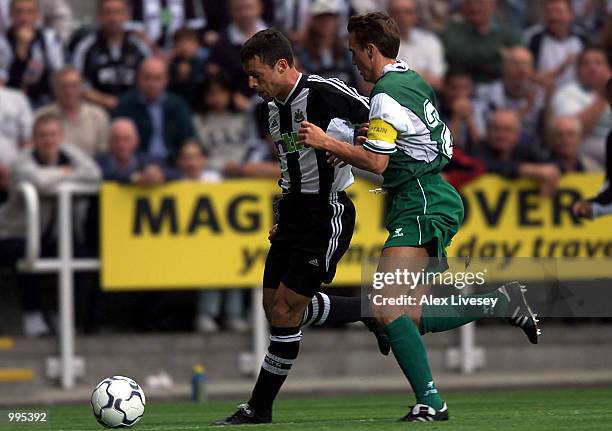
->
xmin=384 ymin=315 xmax=444 ymax=410
xmin=419 ymin=289 xmax=510 ymax=335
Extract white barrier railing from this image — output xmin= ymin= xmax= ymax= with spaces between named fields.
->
xmin=15 ymin=182 xmax=479 ymax=389
xmin=17 ymin=182 xmax=99 ymax=389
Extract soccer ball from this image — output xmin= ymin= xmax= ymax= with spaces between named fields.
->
xmin=91 ymin=376 xmax=146 ymax=428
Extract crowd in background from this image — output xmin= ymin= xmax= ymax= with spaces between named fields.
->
xmin=0 ymin=0 xmax=611 ymax=336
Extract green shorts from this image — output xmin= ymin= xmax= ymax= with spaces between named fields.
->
xmin=383 ymin=173 xmax=464 ymax=258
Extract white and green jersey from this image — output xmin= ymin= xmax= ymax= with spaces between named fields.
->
xmin=364 ymin=61 xmax=453 ymax=190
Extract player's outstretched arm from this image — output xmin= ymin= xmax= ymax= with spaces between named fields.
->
xmin=299 ymin=121 xmax=389 ymax=174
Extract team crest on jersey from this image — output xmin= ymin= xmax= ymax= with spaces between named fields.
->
xmin=294 ymin=109 xmax=305 ymax=123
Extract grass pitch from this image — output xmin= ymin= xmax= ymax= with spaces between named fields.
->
xmin=8 ymin=387 xmax=612 ymax=431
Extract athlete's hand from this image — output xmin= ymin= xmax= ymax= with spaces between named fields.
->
xmin=268 ymin=224 xmax=279 ymax=242
xmin=572 ymin=200 xmax=594 ymax=219
xmin=298 ymin=121 xmax=328 ymax=150
xmin=327 ymin=152 xmax=347 ymax=167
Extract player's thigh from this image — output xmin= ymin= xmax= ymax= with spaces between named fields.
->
xmin=320 ymin=194 xmax=356 ymax=284
xmin=262 ymin=241 xmax=291 ymax=319
xmin=263 ymin=239 xmax=320 ymax=322
xmin=384 ymin=178 xmax=463 ymax=257
xmin=372 ymin=245 xmax=431 ymax=325
xmin=262 ymin=241 xmax=289 ymax=287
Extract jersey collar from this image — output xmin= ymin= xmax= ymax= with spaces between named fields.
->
xmin=382 ymin=60 xmax=411 ymax=76
xmin=274 ymin=73 xmax=305 ymax=106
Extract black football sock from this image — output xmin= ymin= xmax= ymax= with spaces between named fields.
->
xmin=248 ymin=326 xmax=301 ymax=416
xmin=301 ymin=292 xmax=363 ymax=326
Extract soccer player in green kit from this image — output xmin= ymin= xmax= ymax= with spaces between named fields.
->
xmin=299 ymin=12 xmax=540 ymax=422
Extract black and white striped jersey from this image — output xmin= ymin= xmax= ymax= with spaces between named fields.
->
xmin=71 ymin=31 xmax=151 ymax=97
xmin=263 ymin=74 xmax=370 ymax=195
xmin=126 ymin=0 xmax=206 ymax=50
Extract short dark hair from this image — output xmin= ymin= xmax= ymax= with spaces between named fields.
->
xmin=195 ymin=73 xmax=235 ymax=114
xmin=347 ymin=12 xmax=400 ymax=59
xmin=577 ymin=45 xmax=609 ymax=67
xmin=173 ymin=27 xmax=199 ymax=44
xmin=180 ymin=138 xmax=209 ymax=158
xmin=10 ymin=0 xmax=38 ymax=13
xmin=98 ymin=0 xmax=127 ymax=13
xmin=444 ymin=68 xmax=472 ymax=84
xmin=33 ymin=112 xmax=62 ymax=133
xmin=543 ymin=0 xmax=573 ymax=10
xmin=240 ymin=29 xmax=294 ymax=67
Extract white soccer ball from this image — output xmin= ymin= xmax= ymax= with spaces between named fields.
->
xmin=91 ymin=376 xmax=146 ymax=428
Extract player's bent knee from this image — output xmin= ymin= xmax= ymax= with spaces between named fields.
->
xmin=375 ymin=315 xmax=397 ymax=327
xmin=270 ymin=300 xmax=302 ymax=327
xmin=371 ymin=303 xmax=420 ymax=327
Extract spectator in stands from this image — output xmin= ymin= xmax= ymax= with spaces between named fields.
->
xmin=572 ymin=77 xmax=612 ymax=219
xmin=72 ymin=0 xmax=151 ymax=111
xmin=0 ymin=0 xmax=73 ymax=44
xmin=353 ymin=0 xmax=452 ymax=33
xmin=271 ymin=0 xmax=311 ymax=44
xmin=1 ymin=0 xmax=63 ymax=107
xmin=412 ymin=0 xmax=453 ymax=33
xmin=388 ymin=0 xmax=446 ymax=91
xmin=496 ymin=0 xmax=540 ymax=33
xmin=0 ymin=81 xmax=33 ymax=204
xmin=440 ymin=70 xmax=481 ymax=153
xmin=192 ymin=74 xmax=248 ymax=173
xmin=475 ymin=46 xmax=546 ymax=149
xmin=223 ymin=100 xmax=281 ymax=179
xmin=0 ymin=113 xmax=100 ymax=337
xmin=125 ymin=0 xmax=206 ymax=52
xmin=294 ymin=0 xmax=358 ymax=87
xmin=476 ymin=109 xmax=560 ymax=195
xmin=36 ymin=67 xmax=110 ymax=158
xmin=97 ymin=118 xmax=178 ymax=184
xmin=524 ymin=0 xmax=585 ymax=91
xmin=113 ymin=57 xmax=195 ymax=164
xmin=550 ymin=46 xmax=612 ymax=165
xmin=273 ymin=0 xmax=350 ymax=44
xmin=175 ymin=139 xmax=248 ymax=333
xmin=168 ymin=28 xmax=210 ymax=109
xmin=442 ymin=0 xmax=520 ymax=86
xmin=206 ymin=0 xmax=268 ymax=110
xmin=177 ymin=138 xmax=220 ymax=182
xmin=202 ymin=2 xmax=228 ymax=30
xmin=548 ymin=116 xmax=601 ymax=173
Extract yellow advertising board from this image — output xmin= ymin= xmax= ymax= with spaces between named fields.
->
xmin=101 ymin=174 xmax=612 ymax=290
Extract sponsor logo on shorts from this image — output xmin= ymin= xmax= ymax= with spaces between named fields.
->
xmin=392 ymin=228 xmax=404 ymax=238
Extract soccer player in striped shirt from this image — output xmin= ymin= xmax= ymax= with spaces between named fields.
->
xmin=214 ymin=29 xmax=388 ymax=425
